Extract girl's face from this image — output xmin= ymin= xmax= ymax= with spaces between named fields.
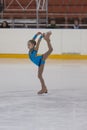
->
xmin=28 ymin=42 xmax=34 ymax=50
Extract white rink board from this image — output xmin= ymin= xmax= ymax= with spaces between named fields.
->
xmin=62 ymin=30 xmax=81 ymax=53
xmin=0 ymin=29 xmax=61 ymax=54
xmin=0 ymin=29 xmax=87 ymax=54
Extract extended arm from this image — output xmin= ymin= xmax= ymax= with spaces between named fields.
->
xmin=32 ymin=32 xmax=42 ymax=40
xmin=34 ymin=35 xmax=43 ymax=51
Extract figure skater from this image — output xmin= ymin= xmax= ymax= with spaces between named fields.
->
xmin=27 ymin=31 xmax=53 ymax=94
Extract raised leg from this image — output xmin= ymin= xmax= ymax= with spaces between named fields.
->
xmin=43 ymin=31 xmax=53 ymax=60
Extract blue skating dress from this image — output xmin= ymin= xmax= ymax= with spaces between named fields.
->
xmin=29 ymin=49 xmax=45 ymax=67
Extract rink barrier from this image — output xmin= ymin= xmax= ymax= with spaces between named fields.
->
xmin=0 ymin=54 xmax=87 ymax=59
xmin=1 ymin=29 xmax=87 ymax=56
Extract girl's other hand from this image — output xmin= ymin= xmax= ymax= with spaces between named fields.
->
xmin=37 ymin=32 xmax=42 ymax=35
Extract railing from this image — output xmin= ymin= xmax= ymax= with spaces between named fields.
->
xmin=0 ymin=0 xmax=48 ymax=27
xmin=0 ymin=18 xmax=87 ymax=28
xmin=0 ymin=0 xmax=87 ymax=28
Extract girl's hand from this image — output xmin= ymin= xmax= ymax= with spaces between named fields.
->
xmin=37 ymin=32 xmax=42 ymax=35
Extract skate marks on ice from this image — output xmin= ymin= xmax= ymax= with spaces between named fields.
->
xmin=0 ymin=89 xmax=87 ymax=130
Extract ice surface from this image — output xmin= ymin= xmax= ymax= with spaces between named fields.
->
xmin=0 ymin=60 xmax=87 ymax=130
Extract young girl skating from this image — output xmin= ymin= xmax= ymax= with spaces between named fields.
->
xmin=27 ymin=31 xmax=53 ymax=94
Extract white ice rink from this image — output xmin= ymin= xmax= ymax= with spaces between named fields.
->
xmin=0 ymin=59 xmax=87 ymax=130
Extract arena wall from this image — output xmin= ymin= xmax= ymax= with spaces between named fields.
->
xmin=0 ymin=29 xmax=87 ymax=59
